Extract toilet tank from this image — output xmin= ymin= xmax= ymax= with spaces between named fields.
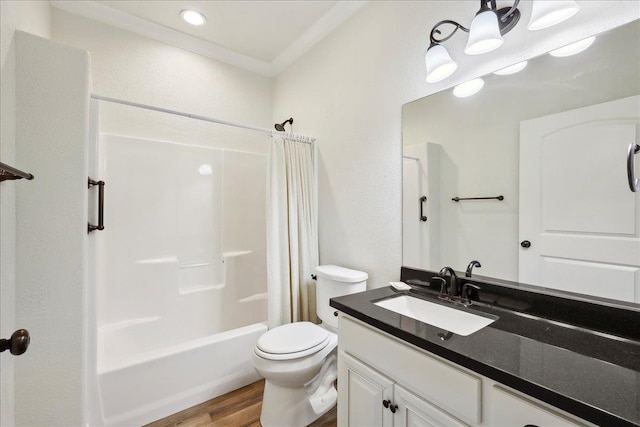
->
xmin=316 ymin=265 xmax=367 ymax=329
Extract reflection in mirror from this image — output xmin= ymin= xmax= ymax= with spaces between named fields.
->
xmin=402 ymin=19 xmax=640 ymax=304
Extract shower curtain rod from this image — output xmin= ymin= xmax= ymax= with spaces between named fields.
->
xmin=91 ymin=94 xmax=315 ymax=143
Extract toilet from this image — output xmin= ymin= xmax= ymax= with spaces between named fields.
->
xmin=252 ymin=265 xmax=368 ymax=427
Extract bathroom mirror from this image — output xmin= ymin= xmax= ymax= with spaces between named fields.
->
xmin=402 ymin=19 xmax=640 ymax=304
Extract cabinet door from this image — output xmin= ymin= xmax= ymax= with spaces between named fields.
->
xmin=339 ymin=352 xmax=394 ymax=427
xmin=395 ymin=385 xmax=469 ymax=427
xmin=491 ymin=386 xmax=584 ymax=427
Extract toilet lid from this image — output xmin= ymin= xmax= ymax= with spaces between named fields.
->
xmin=257 ymin=322 xmax=329 ymax=355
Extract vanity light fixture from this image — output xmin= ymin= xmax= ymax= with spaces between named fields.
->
xmin=549 ymin=36 xmax=596 ymax=57
xmin=453 ymin=78 xmax=485 ymax=98
xmin=493 ymin=60 xmax=528 ymax=75
xmin=527 ymin=0 xmax=580 ymax=31
xmin=425 ymin=0 xmax=580 ymax=83
xmin=180 ymin=9 xmax=206 ymax=26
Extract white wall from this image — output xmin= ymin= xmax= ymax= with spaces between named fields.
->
xmin=14 ymin=31 xmax=90 ymax=426
xmin=0 ymin=3 xmax=51 ymax=426
xmin=271 ymin=0 xmax=640 ymax=288
xmin=52 ymin=9 xmax=273 ymax=154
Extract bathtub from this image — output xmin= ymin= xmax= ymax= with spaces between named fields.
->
xmin=95 ymin=321 xmax=267 ymax=426
xmin=88 ymin=133 xmax=269 ymax=426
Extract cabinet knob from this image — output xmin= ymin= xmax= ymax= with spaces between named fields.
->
xmin=382 ymin=399 xmax=390 ymax=408
xmin=0 ymin=329 xmax=30 ymax=356
xmin=520 ymin=240 xmax=531 ymax=248
xmin=390 ymin=403 xmax=398 ymax=413
xmin=333 ymin=311 xmax=339 ymax=317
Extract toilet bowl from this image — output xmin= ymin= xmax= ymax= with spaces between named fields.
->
xmin=252 ymin=322 xmax=338 ymax=427
xmin=252 ymin=265 xmax=367 ymax=427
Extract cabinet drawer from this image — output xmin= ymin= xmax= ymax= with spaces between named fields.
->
xmin=339 ymin=315 xmax=481 ymax=425
xmin=491 ymin=386 xmax=585 ymax=427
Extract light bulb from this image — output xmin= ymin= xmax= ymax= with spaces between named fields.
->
xmin=549 ymin=36 xmax=596 ymax=57
xmin=528 ymin=0 xmax=580 ymax=31
xmin=453 ymin=78 xmax=485 ymax=98
xmin=425 ymin=44 xmax=458 ymax=83
xmin=493 ymin=61 xmax=528 ymax=75
xmin=465 ymin=10 xmax=503 ymax=55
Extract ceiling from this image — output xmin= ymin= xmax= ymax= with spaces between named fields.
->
xmin=51 ymin=0 xmax=369 ymax=77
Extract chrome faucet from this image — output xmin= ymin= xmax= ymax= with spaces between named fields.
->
xmin=439 ymin=267 xmax=459 ymax=297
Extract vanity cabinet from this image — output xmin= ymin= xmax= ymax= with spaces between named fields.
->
xmin=490 ymin=386 xmax=584 ymax=427
xmin=341 ymin=352 xmax=393 ymax=426
xmin=337 ymin=314 xmax=593 ymax=427
xmin=341 ymin=352 xmax=466 ymax=427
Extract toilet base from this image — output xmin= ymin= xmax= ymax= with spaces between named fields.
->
xmin=260 ymin=380 xmax=337 ymax=427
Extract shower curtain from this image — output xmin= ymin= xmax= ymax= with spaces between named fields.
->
xmin=267 ymin=133 xmax=319 ymax=328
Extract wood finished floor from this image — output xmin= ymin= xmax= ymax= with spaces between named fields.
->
xmin=145 ymin=380 xmax=337 ymax=427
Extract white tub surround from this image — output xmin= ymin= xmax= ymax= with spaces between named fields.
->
xmin=90 ymin=132 xmax=269 ymax=426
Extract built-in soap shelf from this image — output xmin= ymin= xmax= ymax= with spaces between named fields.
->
xmin=222 ymin=250 xmax=253 ymax=258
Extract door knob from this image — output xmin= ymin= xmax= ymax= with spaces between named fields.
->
xmin=0 ymin=329 xmax=30 ymax=356
xmin=520 ymin=240 xmax=531 ymax=248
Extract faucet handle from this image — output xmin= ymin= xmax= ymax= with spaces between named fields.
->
xmin=431 ymin=277 xmax=448 ymax=295
xmin=462 ymin=283 xmax=481 ymax=302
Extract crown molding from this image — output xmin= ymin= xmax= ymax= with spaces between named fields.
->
xmin=50 ymin=0 xmax=369 ymax=77
xmin=270 ymin=1 xmax=369 ymax=75
xmin=51 ymin=1 xmax=271 ymax=76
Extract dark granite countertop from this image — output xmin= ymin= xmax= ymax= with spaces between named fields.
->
xmin=330 ymin=283 xmax=640 ymax=427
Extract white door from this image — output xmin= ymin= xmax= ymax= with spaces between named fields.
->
xmin=394 ymin=385 xmax=468 ymax=427
xmin=519 ymin=95 xmax=640 ymax=302
xmin=338 ymin=352 xmax=394 ymax=427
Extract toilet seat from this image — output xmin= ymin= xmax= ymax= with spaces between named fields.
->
xmin=255 ymin=322 xmax=331 ymax=361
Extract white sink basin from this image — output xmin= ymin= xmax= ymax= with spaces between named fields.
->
xmin=374 ymin=295 xmax=496 ymax=336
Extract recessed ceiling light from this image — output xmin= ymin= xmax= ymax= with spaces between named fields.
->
xmin=493 ymin=61 xmax=528 ymax=76
xmin=180 ymin=10 xmax=206 ymax=26
xmin=549 ymin=36 xmax=596 ymax=57
xmin=453 ymin=78 xmax=485 ymax=98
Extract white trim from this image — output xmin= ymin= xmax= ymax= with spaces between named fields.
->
xmin=51 ymin=0 xmax=369 ymax=77
xmin=270 ymin=1 xmax=369 ymax=75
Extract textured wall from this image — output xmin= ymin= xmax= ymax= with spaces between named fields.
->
xmin=271 ymin=1 xmax=640 ymax=288
xmin=0 ymin=3 xmax=51 ymax=426
xmin=15 ymin=31 xmax=90 ymax=426
xmin=52 ymin=9 xmax=273 ymax=154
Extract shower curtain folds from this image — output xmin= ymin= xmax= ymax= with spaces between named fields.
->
xmin=267 ymin=134 xmax=319 ymax=328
